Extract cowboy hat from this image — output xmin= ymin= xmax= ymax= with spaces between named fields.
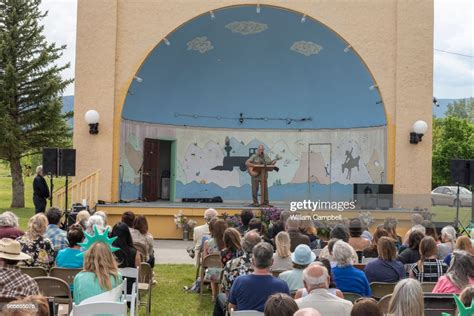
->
xmin=0 ymin=238 xmax=31 ymax=261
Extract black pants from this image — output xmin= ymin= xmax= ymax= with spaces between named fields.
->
xmin=33 ymin=196 xmax=47 ymax=213
xmin=213 ymin=293 xmax=227 ymax=316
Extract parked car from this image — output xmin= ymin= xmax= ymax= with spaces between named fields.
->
xmin=431 ymin=186 xmax=472 ymax=207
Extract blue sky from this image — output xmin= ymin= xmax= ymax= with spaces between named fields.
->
xmin=40 ymin=0 xmax=473 ymax=99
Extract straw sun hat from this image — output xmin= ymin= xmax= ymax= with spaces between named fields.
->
xmin=0 ymin=238 xmax=31 ymax=261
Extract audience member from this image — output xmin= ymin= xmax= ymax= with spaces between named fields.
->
xmin=221 ymin=227 xmax=243 ymax=266
xmin=286 ymin=219 xmax=310 ymax=252
xmin=85 ymin=214 xmax=105 ymax=235
xmin=0 ymin=238 xmax=39 ymax=299
xmin=299 ymin=220 xmax=320 ymax=249
xmin=16 ymin=213 xmax=54 ymax=269
xmin=73 ymin=241 xmax=122 ymax=304
xmin=444 ymin=235 xmax=474 ymax=265
xmin=409 ymin=236 xmax=447 ymax=282
xmin=248 ymin=218 xmax=263 ymax=235
xmin=193 ymin=208 xmax=218 ymax=263
xmin=111 ymin=222 xmax=140 ymax=268
xmin=264 ymin=293 xmax=298 ymax=316
xmin=295 ymin=263 xmax=352 ymax=315
xmin=319 ymin=225 xmax=358 ymax=263
xmin=364 ymin=237 xmax=405 ymax=283
xmin=437 ymin=225 xmax=457 ymax=259
xmin=348 ymin=218 xmax=370 ymax=252
xmin=387 ymin=278 xmax=424 ymax=316
xmin=270 ymin=220 xmax=285 ymax=240
xmin=350 ymin=298 xmax=382 ymax=316
xmin=94 ymin=211 xmax=110 ymax=232
xmin=397 ymin=230 xmax=424 ymax=264
xmin=238 ymin=210 xmax=254 ymax=235
xmin=2 ymin=295 xmax=49 ymax=316
xmin=332 ymin=240 xmax=371 ymax=296
xmin=0 ymin=211 xmax=24 ymax=239
xmin=458 ymin=285 xmax=474 ymax=315
xmin=204 ymin=219 xmax=228 ymax=301
xmin=362 ymin=225 xmax=388 ymax=259
xmin=121 ymin=211 xmax=135 ymax=229
xmin=384 ymin=217 xmax=402 ymax=249
xmin=279 ymin=211 xmax=291 ymax=227
xmin=55 ymin=227 xmax=84 ymax=268
xmin=44 ymin=207 xmax=68 ymax=252
xmin=421 ymin=220 xmax=439 ymax=242
xmin=402 ymin=213 xmax=424 ymax=245
xmin=432 ymin=250 xmax=474 ymax=294
xmin=293 ymin=308 xmax=321 ymax=316
xmin=294 ymin=259 xmax=344 ymax=299
xmin=279 ymin=244 xmax=316 ymax=292
xmin=75 ymin=210 xmax=90 ymax=230
xmin=271 ymin=232 xmax=293 ymax=271
xmin=131 ymin=215 xmax=155 ymax=267
xmin=227 ymin=242 xmax=289 ymax=312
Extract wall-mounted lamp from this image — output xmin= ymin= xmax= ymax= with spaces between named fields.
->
xmin=410 ymin=120 xmax=428 ymax=144
xmin=85 ymin=110 xmax=100 ymax=135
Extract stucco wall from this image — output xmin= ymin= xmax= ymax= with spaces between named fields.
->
xmin=74 ymin=0 xmax=433 ymax=207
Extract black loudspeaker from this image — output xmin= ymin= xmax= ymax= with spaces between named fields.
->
xmin=451 ymin=159 xmax=474 ymax=185
xmin=42 ymin=148 xmax=59 ymax=176
xmin=59 ymin=149 xmax=76 ymax=176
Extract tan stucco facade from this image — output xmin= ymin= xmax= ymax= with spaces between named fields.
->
xmin=73 ymin=0 xmax=433 ymax=207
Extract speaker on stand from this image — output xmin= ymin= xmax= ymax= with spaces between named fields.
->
xmin=450 ymin=159 xmax=474 ymax=234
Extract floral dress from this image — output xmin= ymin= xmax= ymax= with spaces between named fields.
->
xmin=16 ymin=234 xmax=55 ymax=270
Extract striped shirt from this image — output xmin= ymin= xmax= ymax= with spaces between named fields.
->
xmin=410 ymin=258 xmax=447 ymax=282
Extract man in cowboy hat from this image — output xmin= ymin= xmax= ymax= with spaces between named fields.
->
xmin=0 ymin=238 xmax=40 ymax=299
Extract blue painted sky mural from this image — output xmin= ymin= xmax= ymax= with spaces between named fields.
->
xmin=122 ymin=5 xmax=386 ymax=129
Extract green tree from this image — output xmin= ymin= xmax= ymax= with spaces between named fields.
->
xmin=445 ymin=98 xmax=474 ymax=122
xmin=0 ymin=0 xmax=72 ymax=208
xmin=432 ymin=116 xmax=474 ymax=188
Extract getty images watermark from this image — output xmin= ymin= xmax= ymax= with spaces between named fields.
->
xmin=289 ymin=199 xmax=357 ymax=221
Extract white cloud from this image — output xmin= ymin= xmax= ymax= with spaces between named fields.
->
xmin=39 ymin=0 xmax=77 ymax=96
xmin=434 ymin=0 xmax=473 ymax=98
xmin=225 ymin=21 xmax=268 ymax=35
xmin=187 ymin=36 xmax=214 ymax=54
xmin=290 ymin=41 xmax=323 ymax=56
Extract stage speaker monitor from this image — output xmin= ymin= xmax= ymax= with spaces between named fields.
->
xmin=353 ymin=183 xmax=378 ymax=210
xmin=59 ymin=149 xmax=76 ymax=176
xmin=42 ymin=148 xmax=59 ymax=176
xmin=451 ymin=159 xmax=473 ymax=185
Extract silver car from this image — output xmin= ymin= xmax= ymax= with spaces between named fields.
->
xmin=431 ymin=186 xmax=472 ymax=207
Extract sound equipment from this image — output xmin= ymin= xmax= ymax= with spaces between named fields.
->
xmin=353 ymin=183 xmax=393 ymax=210
xmin=42 ymin=148 xmax=76 ymax=176
xmin=451 ymin=159 xmax=474 ymax=185
xmin=181 ymin=196 xmax=223 ymax=203
xmin=42 ymin=148 xmax=59 ymax=175
xmin=59 ymin=149 xmax=76 ymax=176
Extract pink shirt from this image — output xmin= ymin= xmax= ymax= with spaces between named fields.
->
xmin=432 ymin=275 xmax=474 ymax=294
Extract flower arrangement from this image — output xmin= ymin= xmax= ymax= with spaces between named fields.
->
xmin=222 ymin=212 xmax=242 ymax=227
xmin=260 ymin=207 xmax=283 ymax=226
xmin=173 ymin=210 xmax=197 ymax=231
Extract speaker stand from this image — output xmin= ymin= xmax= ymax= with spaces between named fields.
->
xmin=64 ymin=175 xmax=69 ymax=211
xmin=49 ymin=174 xmax=54 ymax=207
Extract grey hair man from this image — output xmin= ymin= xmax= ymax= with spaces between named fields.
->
xmin=33 ymin=165 xmax=50 ymax=213
xmin=296 ymin=263 xmax=353 ymax=315
xmin=0 ymin=211 xmax=24 ymax=239
xmin=192 ymin=208 xmax=218 ymax=262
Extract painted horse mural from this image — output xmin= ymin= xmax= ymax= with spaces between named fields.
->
xmin=342 ymin=148 xmax=360 ymax=180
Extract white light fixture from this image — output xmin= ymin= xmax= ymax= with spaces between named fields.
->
xmin=256 ymin=4 xmax=261 ymax=13
xmin=134 ymin=76 xmax=143 ymax=83
xmin=163 ymin=38 xmax=170 ymax=46
xmin=369 ymin=84 xmax=378 ymax=90
xmin=344 ymin=45 xmax=352 ymax=53
xmin=84 ymin=110 xmax=100 ymax=135
xmin=301 ymin=15 xmax=306 ymax=23
xmin=210 ymin=10 xmax=215 ymax=19
xmin=410 ymin=120 xmax=428 ymax=144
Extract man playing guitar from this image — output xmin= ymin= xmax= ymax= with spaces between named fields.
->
xmin=245 ymin=145 xmax=278 ymax=207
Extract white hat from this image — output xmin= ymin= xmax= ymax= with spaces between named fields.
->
xmin=0 ymin=238 xmax=31 ymax=261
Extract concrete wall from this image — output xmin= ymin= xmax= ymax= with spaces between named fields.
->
xmin=74 ymin=0 xmax=433 ymax=207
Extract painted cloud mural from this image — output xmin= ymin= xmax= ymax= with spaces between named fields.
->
xmin=187 ymin=36 xmax=214 ymax=53
xmin=225 ymin=21 xmax=268 ymax=35
xmin=290 ymin=41 xmax=323 ymax=56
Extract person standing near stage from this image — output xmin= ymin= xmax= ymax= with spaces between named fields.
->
xmin=245 ymin=145 xmax=277 ymax=207
xmin=33 ymin=166 xmax=50 ymax=214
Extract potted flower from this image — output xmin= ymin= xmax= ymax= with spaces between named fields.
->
xmin=174 ymin=210 xmax=197 ymax=240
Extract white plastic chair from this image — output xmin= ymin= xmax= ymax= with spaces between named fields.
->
xmin=230 ymin=310 xmax=264 ymax=316
xmin=120 ymin=267 xmax=139 ymax=316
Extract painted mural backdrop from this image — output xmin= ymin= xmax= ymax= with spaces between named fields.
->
xmin=120 ymin=120 xmax=386 ymax=201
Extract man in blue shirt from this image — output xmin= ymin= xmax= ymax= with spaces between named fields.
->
xmin=44 ymin=207 xmax=68 ymax=252
xmin=227 ymin=242 xmax=290 ymax=312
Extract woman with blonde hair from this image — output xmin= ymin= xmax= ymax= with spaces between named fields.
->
xmin=73 ymin=241 xmax=123 ymax=304
xmin=16 ymin=213 xmax=54 ymax=269
xmin=387 ymin=278 xmax=424 ymax=316
xmin=272 ymin=231 xmax=293 ymax=271
xmin=75 ymin=210 xmax=90 ymax=230
xmin=444 ymin=235 xmax=474 ymax=265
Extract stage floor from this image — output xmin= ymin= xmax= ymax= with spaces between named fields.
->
xmin=101 ymin=200 xmax=290 ymax=210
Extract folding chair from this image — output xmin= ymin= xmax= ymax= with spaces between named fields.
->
xmin=34 ymin=276 xmax=72 ymax=314
xmin=230 ymin=309 xmax=264 ymax=316
xmin=71 ymin=299 xmax=127 ymax=315
xmin=119 ymin=267 xmax=139 ymax=316
xmin=134 ymin=243 xmax=148 ymax=263
xmin=420 ymin=282 xmax=437 ymax=293
xmin=138 ymin=262 xmax=153 ymax=316
xmin=20 ymin=266 xmax=48 ymax=278
xmin=342 ymin=292 xmax=363 ymax=303
xmin=423 ymin=293 xmax=456 ymax=316
xmin=353 ymin=263 xmax=366 ymax=271
xmin=370 ymin=282 xmax=397 ymax=300
xmin=199 ymin=253 xmax=223 ymax=299
xmin=49 ymin=267 xmax=82 ymax=287
xmin=377 ymin=294 xmax=392 ymax=314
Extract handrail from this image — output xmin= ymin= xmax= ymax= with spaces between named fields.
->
xmin=52 ymin=169 xmax=101 ymax=210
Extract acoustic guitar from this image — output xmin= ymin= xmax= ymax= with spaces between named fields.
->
xmin=247 ymin=155 xmax=282 ymax=177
